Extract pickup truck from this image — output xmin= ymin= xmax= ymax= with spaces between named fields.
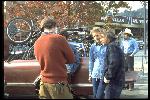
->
xmin=4 ymin=57 xmax=139 ymax=99
xmin=4 ymin=57 xmax=92 ymax=99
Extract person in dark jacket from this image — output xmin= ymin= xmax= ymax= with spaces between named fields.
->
xmin=99 ymin=30 xmax=125 ymax=99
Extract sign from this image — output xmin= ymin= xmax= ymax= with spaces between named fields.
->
xmin=112 ymin=16 xmax=129 ymax=24
xmin=131 ymin=17 xmax=148 ymax=25
xmin=100 ymin=16 xmax=148 ymax=25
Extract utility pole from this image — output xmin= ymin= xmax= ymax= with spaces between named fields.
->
xmin=143 ymin=1 xmax=147 ymax=62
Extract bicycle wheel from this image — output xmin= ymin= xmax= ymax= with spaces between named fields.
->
xmin=6 ymin=17 xmax=33 ymax=44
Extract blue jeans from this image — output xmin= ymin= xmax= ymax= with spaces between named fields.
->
xmin=124 ymin=53 xmax=134 ymax=89
xmin=92 ymin=78 xmax=105 ymax=99
xmin=124 ymin=53 xmax=134 ymax=71
xmin=104 ymin=82 xmax=123 ymax=99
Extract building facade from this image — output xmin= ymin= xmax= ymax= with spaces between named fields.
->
xmin=95 ymin=16 xmax=148 ymax=40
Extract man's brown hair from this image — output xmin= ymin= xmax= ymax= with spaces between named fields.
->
xmin=40 ymin=16 xmax=56 ymax=30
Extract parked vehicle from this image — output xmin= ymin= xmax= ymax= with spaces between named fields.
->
xmin=4 ymin=57 xmax=93 ymax=99
xmin=4 ymin=57 xmax=140 ymax=99
xmin=137 ymin=40 xmax=144 ymax=50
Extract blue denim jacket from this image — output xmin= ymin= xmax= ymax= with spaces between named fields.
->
xmin=88 ymin=43 xmax=107 ymax=79
xmin=66 ymin=42 xmax=80 ymax=74
xmin=120 ymin=38 xmax=139 ymax=55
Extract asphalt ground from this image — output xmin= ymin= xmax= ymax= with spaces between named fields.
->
xmin=120 ymin=49 xmax=148 ymax=99
xmin=80 ymin=49 xmax=148 ymax=99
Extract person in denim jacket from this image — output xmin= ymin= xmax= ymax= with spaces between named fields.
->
xmin=120 ymin=28 xmax=139 ymax=91
xmin=88 ymin=27 xmax=107 ymax=99
xmin=60 ymin=30 xmax=81 ymax=82
xmin=66 ymin=44 xmax=80 ymax=74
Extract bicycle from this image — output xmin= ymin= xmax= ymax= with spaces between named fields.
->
xmin=6 ymin=17 xmax=41 ymax=44
xmin=6 ymin=17 xmax=93 ymax=62
xmin=6 ymin=17 xmax=41 ymax=62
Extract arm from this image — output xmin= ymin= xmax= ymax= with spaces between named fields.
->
xmin=119 ymin=41 xmax=124 ymax=52
xmin=61 ymin=37 xmax=75 ymax=64
xmin=130 ymin=39 xmax=139 ymax=56
xmin=67 ymin=44 xmax=81 ymax=74
xmin=88 ymin=44 xmax=94 ymax=77
xmin=105 ymin=45 xmax=121 ymax=80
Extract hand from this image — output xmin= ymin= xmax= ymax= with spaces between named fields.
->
xmin=129 ymin=54 xmax=133 ymax=57
xmin=104 ymin=77 xmax=110 ymax=83
xmin=67 ymin=73 xmax=72 ymax=83
xmin=88 ymin=76 xmax=92 ymax=82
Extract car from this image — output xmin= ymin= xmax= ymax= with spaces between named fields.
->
xmin=137 ymin=40 xmax=144 ymax=50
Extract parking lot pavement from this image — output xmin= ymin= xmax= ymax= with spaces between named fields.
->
xmin=120 ymin=49 xmax=148 ymax=99
xmin=120 ymin=73 xmax=148 ymax=99
xmin=86 ymin=49 xmax=148 ymax=99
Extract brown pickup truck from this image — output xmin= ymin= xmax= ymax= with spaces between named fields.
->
xmin=4 ymin=57 xmax=92 ymax=99
xmin=4 ymin=57 xmax=139 ymax=99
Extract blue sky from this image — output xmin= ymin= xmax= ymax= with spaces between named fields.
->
xmin=118 ymin=1 xmax=147 ymax=12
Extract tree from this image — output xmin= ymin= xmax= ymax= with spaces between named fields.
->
xmin=5 ymin=1 xmax=130 ymax=29
xmin=118 ymin=1 xmax=148 ymax=18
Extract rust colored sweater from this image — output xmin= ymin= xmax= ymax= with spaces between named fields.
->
xmin=34 ymin=33 xmax=75 ymax=84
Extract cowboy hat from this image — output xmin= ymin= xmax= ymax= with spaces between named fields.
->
xmin=124 ymin=28 xmax=133 ymax=36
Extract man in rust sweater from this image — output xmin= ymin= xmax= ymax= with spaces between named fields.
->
xmin=34 ymin=16 xmax=75 ymax=99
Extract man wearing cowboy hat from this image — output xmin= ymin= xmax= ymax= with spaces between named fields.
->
xmin=120 ymin=28 xmax=139 ymax=91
